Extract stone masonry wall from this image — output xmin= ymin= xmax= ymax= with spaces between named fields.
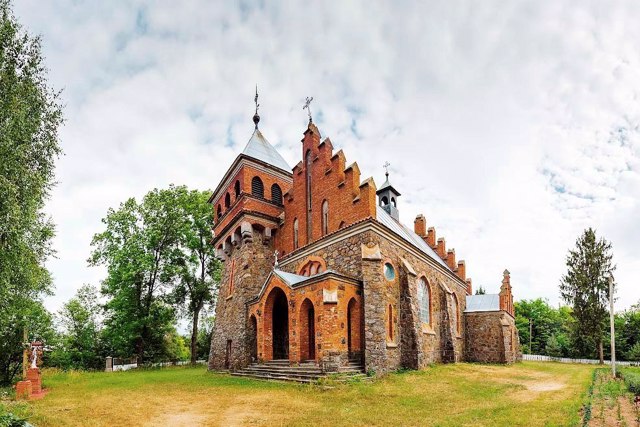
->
xmin=279 ymin=226 xmax=469 ymax=376
xmin=464 ymin=311 xmax=521 ymax=364
xmin=208 ymin=228 xmax=274 ymax=371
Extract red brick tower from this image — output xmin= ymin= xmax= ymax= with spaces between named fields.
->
xmin=208 ymin=93 xmax=293 ymax=370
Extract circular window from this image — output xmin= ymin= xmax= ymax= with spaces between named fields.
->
xmin=384 ymin=263 xmax=395 ymax=281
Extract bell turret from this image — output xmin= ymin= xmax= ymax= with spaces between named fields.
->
xmin=376 ymin=163 xmax=401 ymax=221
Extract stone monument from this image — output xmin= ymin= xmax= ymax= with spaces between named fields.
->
xmin=15 ymin=341 xmax=45 ymax=400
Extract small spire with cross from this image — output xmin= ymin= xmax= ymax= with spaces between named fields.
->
xmin=253 ymin=85 xmax=260 ymax=129
xmin=383 ymin=161 xmax=391 ymax=179
xmin=303 ymin=96 xmax=314 ymax=123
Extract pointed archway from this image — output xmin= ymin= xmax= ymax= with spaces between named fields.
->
xmin=248 ymin=315 xmax=258 ymax=363
xmin=299 ymin=299 xmax=316 ymax=361
xmin=266 ymin=287 xmax=289 ymax=360
xmin=347 ymin=297 xmax=362 ymax=360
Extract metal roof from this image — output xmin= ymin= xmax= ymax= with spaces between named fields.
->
xmin=465 ymin=294 xmax=500 ymax=312
xmin=242 ymin=129 xmax=291 ymax=172
xmin=375 ymin=205 xmax=449 ymax=270
xmin=273 ymin=269 xmax=308 ymax=285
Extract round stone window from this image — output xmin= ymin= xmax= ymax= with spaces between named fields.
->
xmin=384 ymin=263 xmax=395 ymax=281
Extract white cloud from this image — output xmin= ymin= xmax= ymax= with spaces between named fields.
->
xmin=13 ymin=0 xmax=640 ymax=313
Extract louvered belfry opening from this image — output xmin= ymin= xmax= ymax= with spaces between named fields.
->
xmin=251 ymin=176 xmax=264 ymax=198
xmin=271 ymin=183 xmax=283 ymax=205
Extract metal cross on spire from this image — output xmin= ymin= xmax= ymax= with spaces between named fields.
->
xmin=303 ymin=96 xmax=314 ymax=123
xmin=253 ymin=85 xmax=260 ymax=129
xmin=383 ymin=161 xmax=391 ymax=179
xmin=254 ymin=85 xmax=259 ymax=114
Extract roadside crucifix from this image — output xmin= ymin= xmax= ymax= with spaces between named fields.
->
xmin=303 ymin=96 xmax=314 ymax=123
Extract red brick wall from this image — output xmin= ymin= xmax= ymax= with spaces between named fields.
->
xmin=248 ymin=272 xmax=363 ymax=366
xmin=212 ymin=163 xmax=290 ymax=246
xmin=276 ymin=123 xmax=376 ymax=256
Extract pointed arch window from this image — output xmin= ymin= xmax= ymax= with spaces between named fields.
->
xmin=293 ymin=218 xmax=299 ymax=249
xmin=251 ymin=176 xmax=264 ymax=198
xmin=271 ymin=183 xmax=283 ymax=205
xmin=217 ymin=204 xmax=222 ymax=219
xmin=225 ymin=192 xmax=231 ymax=209
xmin=387 ymin=304 xmax=394 ymax=341
xmin=234 ymin=180 xmax=241 ymax=198
xmin=452 ymin=294 xmax=460 ymax=336
xmin=321 ymin=200 xmax=329 ymax=236
xmin=305 ymin=150 xmax=312 ymax=211
xmin=417 ymin=277 xmax=431 ymax=324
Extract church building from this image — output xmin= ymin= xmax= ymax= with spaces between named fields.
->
xmin=208 ymin=96 xmax=521 ymax=377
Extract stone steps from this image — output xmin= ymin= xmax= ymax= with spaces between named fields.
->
xmin=231 ymin=360 xmax=366 ymax=383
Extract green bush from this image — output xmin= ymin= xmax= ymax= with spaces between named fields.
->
xmin=0 ymin=406 xmax=27 ymax=427
xmin=620 ymin=368 xmax=640 ymax=396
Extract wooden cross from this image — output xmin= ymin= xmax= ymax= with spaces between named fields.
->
xmin=303 ymin=96 xmax=314 ymax=123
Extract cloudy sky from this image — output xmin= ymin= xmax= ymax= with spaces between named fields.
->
xmin=14 ymin=1 xmax=640 ymax=314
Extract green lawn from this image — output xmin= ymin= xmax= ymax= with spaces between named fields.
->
xmin=3 ymin=362 xmax=594 ymax=426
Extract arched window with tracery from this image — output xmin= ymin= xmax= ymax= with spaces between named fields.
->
xmin=298 ymin=259 xmax=325 ymax=276
xmin=417 ymin=277 xmax=431 ymax=325
xmin=251 ymin=176 xmax=264 ymax=198
xmin=293 ymin=218 xmax=299 ymax=249
xmin=271 ymin=183 xmax=283 ymax=205
xmin=321 ymin=200 xmax=329 ymax=236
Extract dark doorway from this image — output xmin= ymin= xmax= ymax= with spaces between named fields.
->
xmin=272 ymin=289 xmax=289 ymax=359
xmin=299 ymin=299 xmax=315 ymax=361
xmin=307 ymin=305 xmax=316 ymax=360
xmin=249 ymin=316 xmax=258 ymax=362
xmin=225 ymin=339 xmax=232 ymax=369
xmin=347 ymin=298 xmax=361 ymax=360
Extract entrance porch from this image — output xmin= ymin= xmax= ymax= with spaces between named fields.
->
xmin=247 ymin=269 xmax=363 ymax=371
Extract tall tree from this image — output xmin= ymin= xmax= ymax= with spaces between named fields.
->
xmin=0 ymin=0 xmax=62 ymax=385
xmin=50 ymin=284 xmax=103 ymax=370
xmin=560 ymin=228 xmax=615 ymax=363
xmin=89 ymin=187 xmax=186 ymax=363
xmin=171 ymin=189 xmax=220 ymax=364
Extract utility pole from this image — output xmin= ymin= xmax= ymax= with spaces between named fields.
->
xmin=529 ymin=318 xmax=533 ymax=354
xmin=609 ymin=273 xmax=616 ymax=377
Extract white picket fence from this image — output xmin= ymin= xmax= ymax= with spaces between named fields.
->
xmin=523 ymin=354 xmax=640 ymax=366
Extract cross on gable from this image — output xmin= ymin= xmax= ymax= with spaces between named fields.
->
xmin=303 ymin=96 xmax=314 ymax=123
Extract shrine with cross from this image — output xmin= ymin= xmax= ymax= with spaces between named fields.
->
xmin=207 ymin=90 xmax=521 ymax=378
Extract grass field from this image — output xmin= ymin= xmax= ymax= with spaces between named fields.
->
xmin=2 ymin=361 xmax=595 ymax=426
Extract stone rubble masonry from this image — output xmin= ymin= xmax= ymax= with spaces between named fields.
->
xmin=464 ymin=311 xmax=522 ymax=364
xmin=208 ymin=228 xmax=274 ymax=371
